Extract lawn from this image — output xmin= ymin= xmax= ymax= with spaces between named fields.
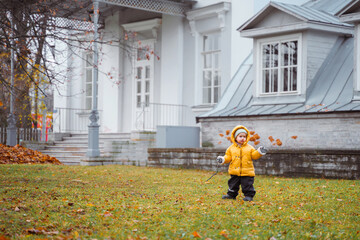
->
xmin=0 ymin=164 xmax=359 ymax=240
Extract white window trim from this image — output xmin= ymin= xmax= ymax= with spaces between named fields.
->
xmin=201 ymin=32 xmax=221 ymax=105
xmin=83 ymin=51 xmax=94 ymax=110
xmin=255 ymin=33 xmax=302 ymax=98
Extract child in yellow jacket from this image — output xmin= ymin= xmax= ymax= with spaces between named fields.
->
xmin=217 ymin=125 xmax=267 ymax=201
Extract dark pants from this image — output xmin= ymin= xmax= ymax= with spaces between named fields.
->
xmin=227 ymin=175 xmax=256 ymax=198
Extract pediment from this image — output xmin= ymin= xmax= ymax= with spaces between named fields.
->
xmin=247 ymin=8 xmax=302 ymax=29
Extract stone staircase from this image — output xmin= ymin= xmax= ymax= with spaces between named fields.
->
xmin=40 ymin=133 xmax=131 ymax=165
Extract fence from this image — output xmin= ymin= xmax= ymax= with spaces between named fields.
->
xmin=134 ymin=102 xmax=196 ymax=131
xmin=52 ymin=108 xmax=103 ymax=133
xmin=0 ymin=127 xmax=42 ymax=145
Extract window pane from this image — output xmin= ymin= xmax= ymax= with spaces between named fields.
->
xmin=204 ymin=54 xmax=211 ymax=68
xmin=145 ymin=95 xmax=149 ymax=106
xmin=86 ymin=69 xmax=92 ymax=83
xmin=281 ymin=41 xmax=297 ymax=67
xmin=137 ymin=96 xmax=141 ymax=108
xmin=291 ymin=67 xmax=297 ymax=91
xmin=136 ymin=67 xmax=142 ymax=79
xmin=282 ymin=68 xmax=288 ymax=91
xmin=214 ymin=53 xmax=219 ymax=68
xmin=137 ymin=81 xmax=141 ymax=94
xmin=86 ymin=84 xmax=92 ymax=97
xmin=145 ymin=66 xmax=150 ymax=78
xmin=214 ymin=71 xmax=220 ymax=86
xmin=203 ymin=35 xmax=210 ymax=51
xmin=145 ymin=80 xmax=150 ymax=93
xmin=203 ymin=87 xmax=211 ymax=104
xmin=137 ymin=47 xmax=146 ymax=61
xmin=271 ymin=44 xmax=278 ymax=67
xmin=272 ymin=69 xmax=278 ymax=92
xmin=86 ymin=98 xmax=91 ymax=110
xmin=203 ymin=71 xmax=212 ymax=87
xmin=86 ymin=54 xmax=93 ymax=67
xmin=213 ymin=34 xmax=220 ymax=50
xmin=263 ymin=70 xmax=269 ymax=93
xmin=262 ymin=44 xmax=270 ymax=68
xmin=214 ymin=86 xmax=220 ymax=103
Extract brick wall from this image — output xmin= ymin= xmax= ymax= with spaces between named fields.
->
xmin=199 ymin=112 xmax=360 ymax=150
xmin=148 ymin=148 xmax=360 ymax=179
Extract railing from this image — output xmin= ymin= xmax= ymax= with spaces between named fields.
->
xmin=52 ymin=108 xmax=103 ymax=133
xmin=135 ymin=102 xmax=196 ymax=131
xmin=0 ymin=127 xmax=42 ymax=145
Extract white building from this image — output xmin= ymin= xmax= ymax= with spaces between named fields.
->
xmin=53 ymin=0 xmax=305 ymax=135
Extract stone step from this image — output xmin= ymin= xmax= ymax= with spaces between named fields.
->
xmin=44 ymin=133 xmax=132 ymax=165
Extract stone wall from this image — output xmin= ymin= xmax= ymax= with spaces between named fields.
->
xmin=199 ymin=112 xmax=360 ymax=150
xmin=148 ymin=148 xmax=360 ymax=179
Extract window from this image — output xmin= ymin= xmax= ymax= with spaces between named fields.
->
xmin=202 ymin=33 xmax=221 ymax=104
xmin=84 ymin=52 xmax=97 ymax=110
xmin=261 ymin=39 xmax=299 ymax=94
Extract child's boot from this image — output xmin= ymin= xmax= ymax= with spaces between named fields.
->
xmin=222 ymin=194 xmax=236 ymax=200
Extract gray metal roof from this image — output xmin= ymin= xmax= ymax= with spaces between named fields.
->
xmin=302 ymin=0 xmax=354 ymax=15
xmin=271 ymin=2 xmax=351 ymax=27
xmin=199 ymin=37 xmax=360 ymax=119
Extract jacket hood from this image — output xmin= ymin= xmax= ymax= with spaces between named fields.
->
xmin=231 ymin=125 xmax=250 ymax=146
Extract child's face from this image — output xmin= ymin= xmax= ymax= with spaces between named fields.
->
xmin=236 ymin=133 xmax=247 ymax=145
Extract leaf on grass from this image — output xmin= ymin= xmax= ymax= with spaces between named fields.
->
xmin=220 ymin=230 xmax=228 ymax=238
xmin=192 ymin=231 xmax=201 ymax=238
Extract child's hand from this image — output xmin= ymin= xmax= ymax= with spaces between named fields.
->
xmin=216 ymin=156 xmax=225 ymax=164
xmin=258 ymin=146 xmax=268 ymax=155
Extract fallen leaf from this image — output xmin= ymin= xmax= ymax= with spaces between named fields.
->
xmin=192 ymin=231 xmax=201 ymax=238
xmin=220 ymin=230 xmax=228 ymax=238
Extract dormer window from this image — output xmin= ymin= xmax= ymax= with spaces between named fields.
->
xmin=257 ymin=34 xmax=301 ymax=96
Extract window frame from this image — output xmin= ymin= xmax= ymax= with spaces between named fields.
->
xmin=201 ymin=32 xmax=221 ymax=105
xmin=84 ymin=52 xmax=95 ymax=110
xmin=256 ymin=33 xmax=302 ymax=97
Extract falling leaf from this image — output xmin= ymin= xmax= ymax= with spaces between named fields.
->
xmin=276 ymin=139 xmax=282 ymax=146
xmin=226 ymin=130 xmax=230 ymax=135
xmin=291 ymin=136 xmax=298 ymax=139
xmin=0 ymin=101 xmax=3 ymax=107
xmin=192 ymin=231 xmax=201 ymax=238
xmin=250 ymin=131 xmax=255 ymax=135
xmin=249 ymin=137 xmax=255 ymax=142
xmin=218 ymin=141 xmax=222 ymax=145
xmin=268 ymin=136 xmax=274 ymax=142
xmin=219 ymin=133 xmax=224 ymax=137
xmin=254 ymin=141 xmax=260 ymax=145
xmin=254 ymin=134 xmax=260 ymax=140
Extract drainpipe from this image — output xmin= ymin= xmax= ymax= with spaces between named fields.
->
xmin=7 ymin=11 xmax=17 ymax=146
xmin=87 ymin=0 xmax=100 ymax=157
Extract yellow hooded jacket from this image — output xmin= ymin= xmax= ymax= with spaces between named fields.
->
xmin=222 ymin=125 xmax=263 ymax=176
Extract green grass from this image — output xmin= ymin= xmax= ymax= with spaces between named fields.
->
xmin=0 ymin=164 xmax=359 ymax=240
